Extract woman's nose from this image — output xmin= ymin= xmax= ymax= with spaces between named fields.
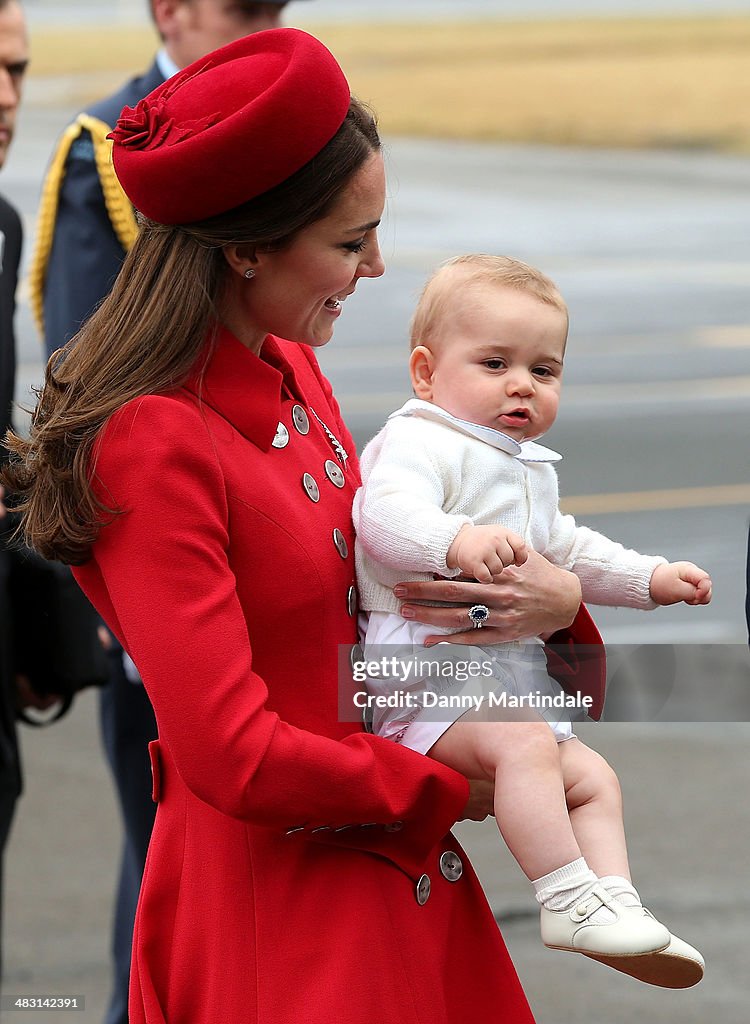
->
xmin=358 ymin=237 xmax=385 ymax=280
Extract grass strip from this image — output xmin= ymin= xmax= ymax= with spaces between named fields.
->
xmin=27 ymin=16 xmax=750 ymax=151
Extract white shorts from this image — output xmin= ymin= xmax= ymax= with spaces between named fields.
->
xmin=362 ymin=611 xmax=576 ymax=754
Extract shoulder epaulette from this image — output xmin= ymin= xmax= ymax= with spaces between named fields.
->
xmin=28 ymin=113 xmax=139 ymax=339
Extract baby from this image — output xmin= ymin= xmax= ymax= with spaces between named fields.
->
xmin=353 ymin=255 xmax=710 ymax=988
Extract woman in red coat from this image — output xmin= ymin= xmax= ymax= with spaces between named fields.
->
xmin=4 ymin=30 xmax=583 ymax=1023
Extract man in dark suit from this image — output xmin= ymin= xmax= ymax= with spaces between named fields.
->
xmin=30 ymin=4 xmax=313 ymax=1021
xmin=0 ymin=0 xmax=28 ymax=981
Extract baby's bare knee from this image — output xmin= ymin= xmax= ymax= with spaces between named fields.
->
xmin=567 ymin=745 xmax=623 ymax=811
xmin=592 ymin=755 xmax=623 ymax=810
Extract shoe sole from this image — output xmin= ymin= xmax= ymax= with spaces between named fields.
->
xmin=543 ymin=937 xmax=670 ymax=956
xmin=580 ymin=948 xmax=704 ymax=988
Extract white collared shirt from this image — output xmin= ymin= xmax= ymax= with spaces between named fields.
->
xmin=155 ymin=47 xmax=181 ymax=82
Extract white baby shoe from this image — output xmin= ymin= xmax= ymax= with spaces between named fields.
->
xmin=541 ymin=884 xmax=670 ymax=957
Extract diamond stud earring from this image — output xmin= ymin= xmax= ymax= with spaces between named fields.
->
xmin=244 ymin=268 xmax=255 ymax=279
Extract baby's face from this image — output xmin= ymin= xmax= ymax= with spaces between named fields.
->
xmin=414 ymin=283 xmax=567 ymax=441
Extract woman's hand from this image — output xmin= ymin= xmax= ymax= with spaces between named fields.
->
xmin=458 ymin=779 xmax=495 ymax=822
xmin=394 ymin=549 xmax=581 ymax=646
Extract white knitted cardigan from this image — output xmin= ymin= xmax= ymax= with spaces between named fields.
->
xmin=353 ymin=400 xmax=666 ymax=615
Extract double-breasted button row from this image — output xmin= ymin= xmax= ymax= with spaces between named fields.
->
xmin=286 ymin=820 xmax=404 ymax=836
xmin=272 ymin=414 xmax=349 ymax=526
xmin=301 ymin=469 xmax=349 ymax=504
xmin=414 ymin=851 xmax=465 ymax=905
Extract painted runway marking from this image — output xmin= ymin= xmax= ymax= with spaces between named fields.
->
xmin=561 ymin=483 xmax=750 ymax=515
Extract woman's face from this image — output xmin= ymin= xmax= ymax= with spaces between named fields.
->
xmin=232 ymin=151 xmax=386 ymax=352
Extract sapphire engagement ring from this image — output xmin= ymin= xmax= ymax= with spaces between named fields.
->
xmin=468 ymin=604 xmax=490 ymax=629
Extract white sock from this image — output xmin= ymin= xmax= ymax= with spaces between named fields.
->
xmin=599 ymin=875 xmax=642 ymax=908
xmin=532 ymin=857 xmax=617 ymax=924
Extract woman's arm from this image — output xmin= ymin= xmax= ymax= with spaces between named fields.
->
xmin=394 ymin=548 xmax=582 ymax=645
xmin=79 ymin=396 xmax=470 ymax=879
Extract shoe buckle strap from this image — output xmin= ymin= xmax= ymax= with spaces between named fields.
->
xmin=572 ymin=885 xmax=618 ymax=921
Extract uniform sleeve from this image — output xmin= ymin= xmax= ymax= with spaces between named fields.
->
xmin=86 ymin=398 xmax=469 ymax=879
xmin=353 ymin=420 xmax=471 ymax=576
xmin=43 ymin=136 xmax=126 ymax=356
xmin=545 ymin=507 xmax=667 ymax=610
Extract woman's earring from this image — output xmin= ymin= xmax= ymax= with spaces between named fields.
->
xmin=244 ymin=268 xmax=255 ymax=280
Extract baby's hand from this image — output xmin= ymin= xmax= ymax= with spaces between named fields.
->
xmin=446 ymin=524 xmax=528 ymax=584
xmin=650 ymin=561 xmax=712 ymax=607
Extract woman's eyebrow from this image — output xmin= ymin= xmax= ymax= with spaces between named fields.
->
xmin=345 ymin=219 xmax=381 ymax=233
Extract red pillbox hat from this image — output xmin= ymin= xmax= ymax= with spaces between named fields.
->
xmin=109 ymin=28 xmax=351 ymax=225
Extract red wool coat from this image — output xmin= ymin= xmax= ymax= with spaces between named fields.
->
xmin=74 ymin=328 xmax=537 ymax=1024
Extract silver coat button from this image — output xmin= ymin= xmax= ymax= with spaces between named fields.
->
xmin=285 ymin=826 xmax=306 ymax=835
xmin=311 ymin=825 xmax=333 ymax=834
xmin=272 ymin=422 xmax=289 ymax=449
xmin=350 ymin=643 xmax=364 ymax=671
xmin=439 ymin=850 xmax=463 ymax=882
xmin=292 ymin=405 xmax=310 ymax=435
xmin=332 ymin=528 xmax=348 ymax=559
xmin=302 ymin=473 xmax=320 ymax=502
xmin=415 ymin=874 xmax=431 ymax=905
xmin=324 ymin=459 xmax=345 ymax=488
xmin=347 ymin=585 xmax=358 ymax=617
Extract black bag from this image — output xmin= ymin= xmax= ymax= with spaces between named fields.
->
xmin=8 ymin=545 xmax=109 ymax=724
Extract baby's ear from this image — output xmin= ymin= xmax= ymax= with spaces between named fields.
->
xmin=409 ymin=345 xmax=435 ymax=399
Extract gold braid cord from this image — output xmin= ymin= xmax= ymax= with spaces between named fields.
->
xmin=27 ymin=113 xmax=139 ymax=339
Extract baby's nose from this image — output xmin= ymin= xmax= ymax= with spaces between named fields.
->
xmin=505 ymin=368 xmax=535 ymax=394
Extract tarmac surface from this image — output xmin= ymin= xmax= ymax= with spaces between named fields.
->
xmin=2 ymin=24 xmax=750 ymax=1024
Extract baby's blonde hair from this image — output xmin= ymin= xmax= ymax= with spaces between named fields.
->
xmin=410 ymin=254 xmax=568 ymax=350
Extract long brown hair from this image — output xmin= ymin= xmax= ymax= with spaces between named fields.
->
xmin=2 ymin=97 xmax=380 ymax=564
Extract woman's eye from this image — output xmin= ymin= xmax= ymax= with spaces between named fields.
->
xmin=344 ymin=239 xmax=367 ymax=253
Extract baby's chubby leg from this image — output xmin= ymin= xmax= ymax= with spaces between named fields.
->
xmin=429 ymin=716 xmax=674 ymax=967
xmin=557 ymin=741 xmax=705 ymax=987
xmin=429 ymin=713 xmax=583 ymax=881
xmin=558 ymin=737 xmax=631 ymax=879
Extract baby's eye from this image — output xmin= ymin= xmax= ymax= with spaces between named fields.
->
xmin=483 ymin=359 xmax=505 ymax=370
xmin=533 ymin=366 xmax=554 ymax=378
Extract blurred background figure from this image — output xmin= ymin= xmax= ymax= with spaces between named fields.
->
xmin=28 ymin=4 xmax=314 ymax=1023
xmin=0 ymin=0 xmax=27 ymax=985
